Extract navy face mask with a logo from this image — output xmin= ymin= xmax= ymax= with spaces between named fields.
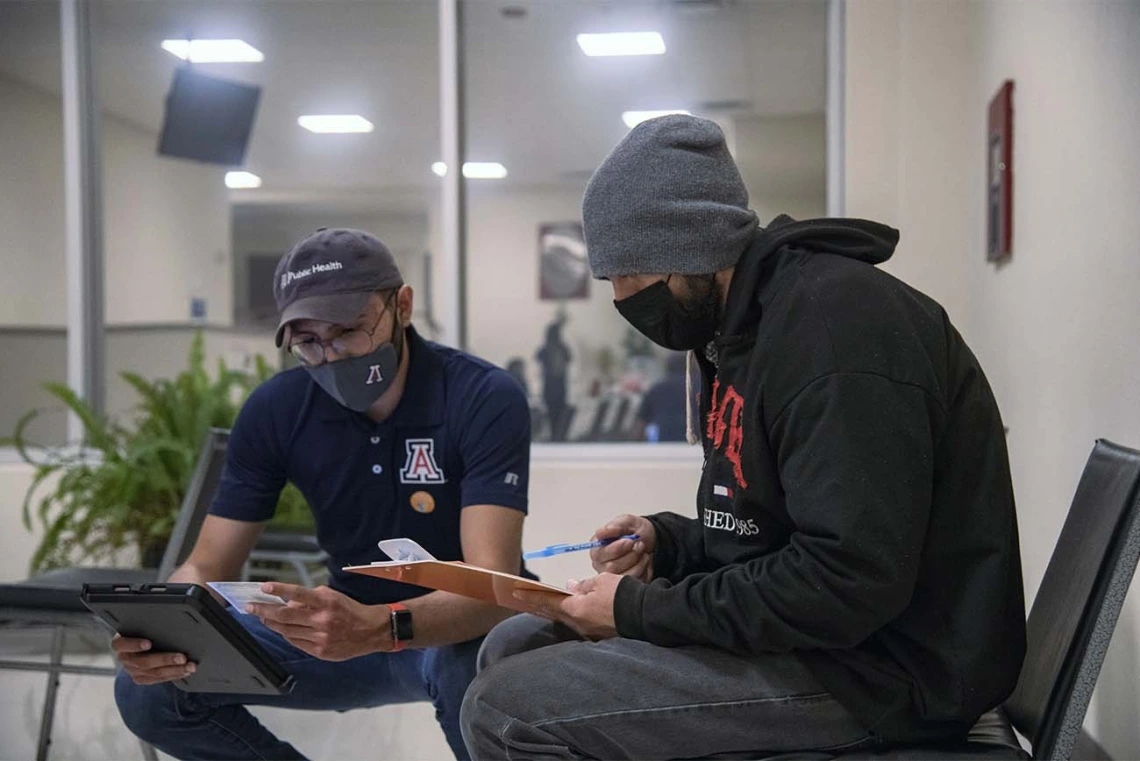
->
xmin=305 ymin=327 xmax=403 ymax=412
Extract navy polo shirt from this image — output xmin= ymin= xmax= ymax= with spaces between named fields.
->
xmin=210 ymin=327 xmax=531 ymax=605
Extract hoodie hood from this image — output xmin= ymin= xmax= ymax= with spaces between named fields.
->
xmin=720 ymin=215 xmax=900 ymax=336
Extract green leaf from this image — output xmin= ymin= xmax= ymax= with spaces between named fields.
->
xmin=2 ymin=407 xmax=45 ymax=457
xmin=40 ymin=382 xmax=117 ymax=451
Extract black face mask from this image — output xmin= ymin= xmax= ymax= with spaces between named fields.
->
xmin=304 ymin=320 xmax=405 ymax=412
xmin=614 ymin=275 xmax=720 ymax=351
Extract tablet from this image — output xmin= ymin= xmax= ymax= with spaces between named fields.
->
xmin=81 ymin=582 xmax=293 ymax=695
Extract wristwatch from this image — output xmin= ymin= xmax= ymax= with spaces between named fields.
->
xmin=389 ymin=602 xmax=413 ymax=651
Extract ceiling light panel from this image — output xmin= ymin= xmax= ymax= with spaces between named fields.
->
xmin=577 ymin=32 xmax=665 ymax=57
xmin=298 ymin=115 xmax=375 ymax=134
xmin=161 ymin=39 xmax=264 ymax=63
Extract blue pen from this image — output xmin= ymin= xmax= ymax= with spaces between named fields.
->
xmin=523 ymin=535 xmax=640 ymax=560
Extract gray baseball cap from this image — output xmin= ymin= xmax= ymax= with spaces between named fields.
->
xmin=273 ymin=227 xmax=404 ymax=347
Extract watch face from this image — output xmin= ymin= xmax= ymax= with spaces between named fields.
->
xmin=392 ymin=608 xmax=414 ymax=642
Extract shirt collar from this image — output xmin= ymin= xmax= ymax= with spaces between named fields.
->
xmin=315 ymin=325 xmax=446 ymax=428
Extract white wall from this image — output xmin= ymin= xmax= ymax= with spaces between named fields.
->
xmin=0 ymin=74 xmax=232 ymax=328
xmin=0 ymin=462 xmax=48 ymax=581
xmin=845 ymin=1 xmax=1140 ymax=755
xmin=734 ymin=113 xmax=828 ymax=224
xmin=844 ymin=0 xmax=976 ymax=322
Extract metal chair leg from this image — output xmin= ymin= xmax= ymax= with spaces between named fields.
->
xmin=140 ymin=740 xmax=158 ymax=761
xmin=290 ymin=555 xmax=314 ymax=588
xmin=35 ymin=626 xmax=66 ymax=761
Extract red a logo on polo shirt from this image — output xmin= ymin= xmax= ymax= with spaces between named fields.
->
xmin=401 ymin=438 xmax=446 ymax=484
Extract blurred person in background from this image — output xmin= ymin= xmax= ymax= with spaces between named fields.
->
xmin=113 ymin=228 xmax=532 ymax=761
xmin=535 ymin=317 xmax=572 ymax=441
xmin=636 ymin=352 xmax=689 ymax=442
xmin=461 ymin=116 xmax=1025 ymax=760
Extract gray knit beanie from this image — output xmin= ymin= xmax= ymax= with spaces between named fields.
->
xmin=582 ymin=114 xmax=759 ymax=279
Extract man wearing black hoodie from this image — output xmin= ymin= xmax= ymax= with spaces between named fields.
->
xmin=460 ymin=115 xmax=1027 ymax=760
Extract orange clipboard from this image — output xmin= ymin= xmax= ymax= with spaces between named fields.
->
xmin=343 ymin=560 xmax=570 ymax=613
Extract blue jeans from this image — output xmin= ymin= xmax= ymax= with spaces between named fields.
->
xmin=461 ymin=615 xmax=876 ymax=760
xmin=114 ymin=611 xmax=482 ymax=760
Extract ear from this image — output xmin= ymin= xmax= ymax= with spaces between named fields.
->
xmin=396 ymin=285 xmax=415 ymax=326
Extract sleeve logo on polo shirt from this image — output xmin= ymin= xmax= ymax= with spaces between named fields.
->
xmin=400 ymin=438 xmax=446 ymax=484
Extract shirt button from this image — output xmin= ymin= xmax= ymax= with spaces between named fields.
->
xmin=371 ymin=436 xmax=381 ymax=444
xmin=372 ymin=464 xmax=383 ymax=475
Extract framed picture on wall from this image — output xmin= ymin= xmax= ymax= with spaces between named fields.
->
xmin=539 ymin=222 xmax=589 ymax=300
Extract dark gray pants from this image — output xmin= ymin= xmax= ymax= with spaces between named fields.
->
xmin=460 ymin=614 xmax=874 ymax=760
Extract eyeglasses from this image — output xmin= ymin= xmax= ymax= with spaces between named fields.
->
xmin=287 ymin=292 xmax=396 ymax=367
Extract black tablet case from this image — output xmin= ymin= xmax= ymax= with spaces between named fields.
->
xmin=81 ymin=583 xmax=293 ymax=695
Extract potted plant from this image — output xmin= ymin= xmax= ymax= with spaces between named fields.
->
xmin=6 ymin=332 xmax=313 ymax=573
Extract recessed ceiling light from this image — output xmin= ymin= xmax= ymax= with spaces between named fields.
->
xmin=297 ymin=115 xmax=374 ymax=134
xmin=432 ymin=162 xmax=508 ymax=180
xmin=464 ymin=162 xmax=509 ymax=179
xmin=576 ymin=32 xmax=665 ymax=57
xmin=622 ymin=109 xmax=691 ymax=128
xmin=225 ymin=171 xmax=261 ymax=189
xmin=161 ymin=39 xmax=264 ymax=63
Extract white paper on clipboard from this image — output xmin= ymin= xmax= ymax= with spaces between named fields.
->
xmin=377 ymin=538 xmax=436 ymax=562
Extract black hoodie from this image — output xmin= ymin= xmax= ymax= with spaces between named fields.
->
xmin=613 ymin=216 xmax=1027 ymax=743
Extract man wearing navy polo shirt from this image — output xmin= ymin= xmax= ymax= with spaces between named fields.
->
xmin=113 ymin=228 xmax=531 ymax=760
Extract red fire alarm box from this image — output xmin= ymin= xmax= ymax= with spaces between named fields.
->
xmin=987 ymin=80 xmax=1014 ymax=262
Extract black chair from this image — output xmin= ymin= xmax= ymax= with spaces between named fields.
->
xmin=603 ymin=395 xmax=633 ymax=441
xmin=0 ymin=428 xmax=230 ymax=761
xmin=1004 ymin=438 xmax=1140 ymax=758
xmin=243 ymin=531 xmax=328 ymax=587
xmin=582 ymin=397 xmax=612 ymax=442
xmin=794 ymin=438 xmax=1140 ymax=761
